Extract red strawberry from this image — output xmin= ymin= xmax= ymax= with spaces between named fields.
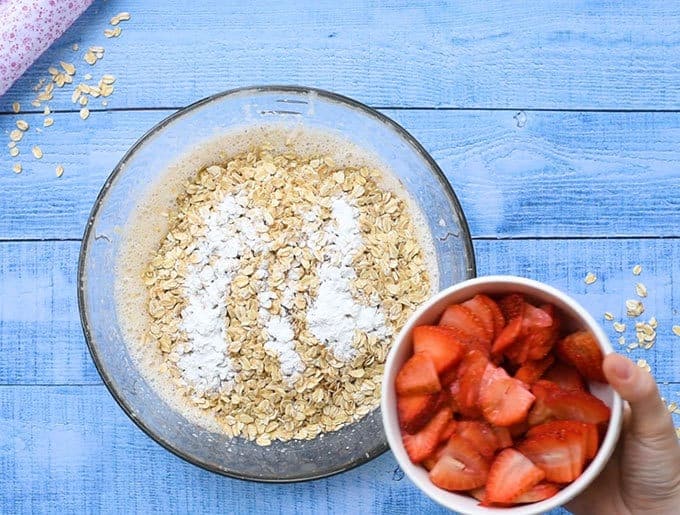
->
xmin=555 ymin=331 xmax=607 ymax=383
xmin=440 ymin=419 xmax=458 ymax=442
xmin=529 ymin=380 xmax=610 ymax=426
xmin=429 ymin=435 xmax=490 ymax=491
xmin=443 ymin=325 xmax=490 ymax=356
xmin=485 ymin=448 xmax=545 ymax=504
xmin=456 ymin=350 xmax=489 ymax=417
xmin=522 ymin=303 xmax=553 ymax=328
xmin=544 ymin=362 xmax=586 ymax=391
xmin=439 ymin=304 xmax=489 ymax=344
xmin=456 ymin=420 xmax=501 ymax=458
xmin=397 ymin=393 xmax=440 ymax=433
xmin=413 ymin=326 xmax=465 ymax=375
xmin=478 ymin=295 xmax=506 ymax=338
xmin=514 ymin=355 xmax=555 ymax=385
xmin=497 ymin=294 xmax=525 ymax=320
xmin=422 ymin=443 xmax=447 ymax=471
xmin=508 ymin=420 xmax=530 ymax=439
xmin=462 ymin=295 xmax=495 ymax=343
xmin=440 ymin=367 xmax=459 ymax=387
xmin=503 ymin=330 xmax=531 ymax=364
xmin=492 ymin=426 xmax=513 ymax=449
xmin=492 ymin=316 xmax=522 ymax=354
xmin=395 ymin=353 xmax=441 ymax=396
xmin=469 ymin=487 xmax=487 ymax=502
xmin=511 ymin=482 xmax=560 ymax=503
xmin=478 ymin=365 xmax=536 ymax=427
xmin=403 ymin=407 xmax=453 ymax=463
xmin=524 ymin=304 xmax=560 ymax=360
xmin=518 ymin=430 xmax=587 ymax=483
xmin=527 ymin=420 xmax=599 ymax=460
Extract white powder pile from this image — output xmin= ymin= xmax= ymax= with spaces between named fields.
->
xmin=307 ymin=198 xmax=390 ymax=361
xmin=176 ymin=192 xmax=389 ymax=393
xmin=176 ymin=192 xmax=269 ymax=395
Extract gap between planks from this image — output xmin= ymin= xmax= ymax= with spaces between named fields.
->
xmin=4 ymin=107 xmax=680 ymax=117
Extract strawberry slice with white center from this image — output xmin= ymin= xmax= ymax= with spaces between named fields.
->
xmin=429 ymin=434 xmax=490 ymax=491
xmin=439 ymin=304 xmax=489 ymax=344
xmin=518 ymin=429 xmax=587 ymax=483
xmin=397 ymin=393 xmax=441 ymax=433
xmin=484 ymin=448 xmax=545 ymax=504
xmin=528 ymin=380 xmax=610 ymax=426
xmin=462 ymin=295 xmax=495 ymax=343
xmin=412 ymin=325 xmax=465 ymax=375
xmin=403 ymin=407 xmax=453 ymax=463
xmin=395 ymin=352 xmax=441 ymax=396
xmin=511 ymin=482 xmax=560 ymax=503
xmin=478 ymin=365 xmax=536 ymax=427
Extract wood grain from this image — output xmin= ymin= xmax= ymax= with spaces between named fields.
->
xmin=1 ymin=382 xmax=677 ymax=514
xmin=2 ymin=239 xmax=678 ymax=386
xmin=2 ymin=109 xmax=680 ymax=240
xmin=1 ymin=0 xmax=679 ymax=112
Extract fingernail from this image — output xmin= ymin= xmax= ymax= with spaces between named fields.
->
xmin=612 ymin=357 xmax=633 ymax=381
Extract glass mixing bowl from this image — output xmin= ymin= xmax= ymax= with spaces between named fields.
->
xmin=78 ymin=86 xmax=476 ymax=482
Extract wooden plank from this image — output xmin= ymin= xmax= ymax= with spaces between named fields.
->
xmin=1 ymin=0 xmax=679 ymax=111
xmin=2 ymin=109 xmax=680 ymax=240
xmin=2 ymin=383 xmax=678 ymax=514
xmin=2 ymin=239 xmax=679 ymax=385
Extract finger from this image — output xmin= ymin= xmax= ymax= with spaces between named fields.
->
xmin=602 ymin=353 xmax=675 ymax=440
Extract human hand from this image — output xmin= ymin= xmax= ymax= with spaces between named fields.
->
xmin=567 ymin=353 xmax=680 ymax=515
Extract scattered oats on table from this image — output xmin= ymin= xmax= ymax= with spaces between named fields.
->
xmin=636 ymin=359 xmax=651 ymax=373
xmin=32 ymin=146 xmax=43 ymax=159
xmin=12 ymin=102 xmax=20 ymax=114
xmin=632 ymin=264 xmax=642 ymax=276
xmin=584 ymin=272 xmax=597 ymax=285
xmin=55 ymin=165 xmax=64 ymax=178
xmin=12 ymin=163 xmax=22 ymax=174
xmin=672 ymin=325 xmax=680 ymax=337
xmin=604 ymin=312 xmax=614 ymax=321
xmin=626 ymin=299 xmax=644 ymax=317
xmin=80 ymin=108 xmax=90 ymax=120
xmin=635 ymin=282 xmax=647 ymax=298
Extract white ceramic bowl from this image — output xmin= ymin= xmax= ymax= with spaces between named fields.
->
xmin=381 ymin=276 xmax=623 ymax=515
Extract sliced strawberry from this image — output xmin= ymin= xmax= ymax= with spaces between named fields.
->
xmin=413 ymin=325 xmax=465 ymax=375
xmin=485 ymin=448 xmax=545 ymax=504
xmin=443 ymin=325 xmax=490 ymax=356
xmin=529 ymin=380 xmax=610 ymax=426
xmin=555 ymin=331 xmax=607 ymax=383
xmin=525 ymin=304 xmax=561 ymax=361
xmin=397 ymin=393 xmax=440 ymax=433
xmin=497 ymin=294 xmax=525 ymax=321
xmin=440 ymin=419 xmax=458 ymax=442
xmin=478 ymin=365 xmax=536 ymax=427
xmin=439 ymin=304 xmax=488 ymax=344
xmin=503 ymin=330 xmax=531 ymax=364
xmin=395 ymin=353 xmax=441 ymax=396
xmin=492 ymin=316 xmax=523 ymax=354
xmin=456 ymin=420 xmax=500 ymax=458
xmin=462 ymin=295 xmax=495 ymax=343
xmin=429 ymin=434 xmax=490 ymax=491
xmin=508 ymin=420 xmax=530 ymax=439
xmin=544 ymin=362 xmax=586 ymax=391
xmin=456 ymin=350 xmax=489 ymax=417
xmin=447 ymin=380 xmax=462 ymax=413
xmin=518 ymin=430 xmax=587 ymax=483
xmin=527 ymin=420 xmax=599 ymax=460
xmin=492 ymin=426 xmax=513 ymax=449
xmin=469 ymin=487 xmax=487 ymax=502
xmin=478 ymin=294 xmax=506 ymax=338
xmin=514 ymin=355 xmax=555 ymax=385
xmin=422 ymin=443 xmax=447 ymax=471
xmin=403 ymin=407 xmax=453 ymax=463
xmin=440 ymin=367 xmax=459 ymax=387
xmin=522 ymin=303 xmax=553 ymax=328
xmin=511 ymin=482 xmax=560 ymax=503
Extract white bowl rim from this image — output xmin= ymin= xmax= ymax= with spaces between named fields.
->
xmin=381 ymin=275 xmax=624 ymax=515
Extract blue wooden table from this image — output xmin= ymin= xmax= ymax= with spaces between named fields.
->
xmin=1 ymin=1 xmax=679 ymax=513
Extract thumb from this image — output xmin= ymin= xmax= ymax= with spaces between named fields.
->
xmin=603 ymin=353 xmax=675 ymax=441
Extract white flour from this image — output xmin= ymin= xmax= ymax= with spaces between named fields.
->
xmin=176 ymin=193 xmax=389 ymax=392
xmin=307 ymin=198 xmax=389 ymax=361
xmin=176 ymin=192 xmax=268 ymax=395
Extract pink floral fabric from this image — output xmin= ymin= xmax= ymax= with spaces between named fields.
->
xmin=0 ymin=0 xmax=93 ymax=96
